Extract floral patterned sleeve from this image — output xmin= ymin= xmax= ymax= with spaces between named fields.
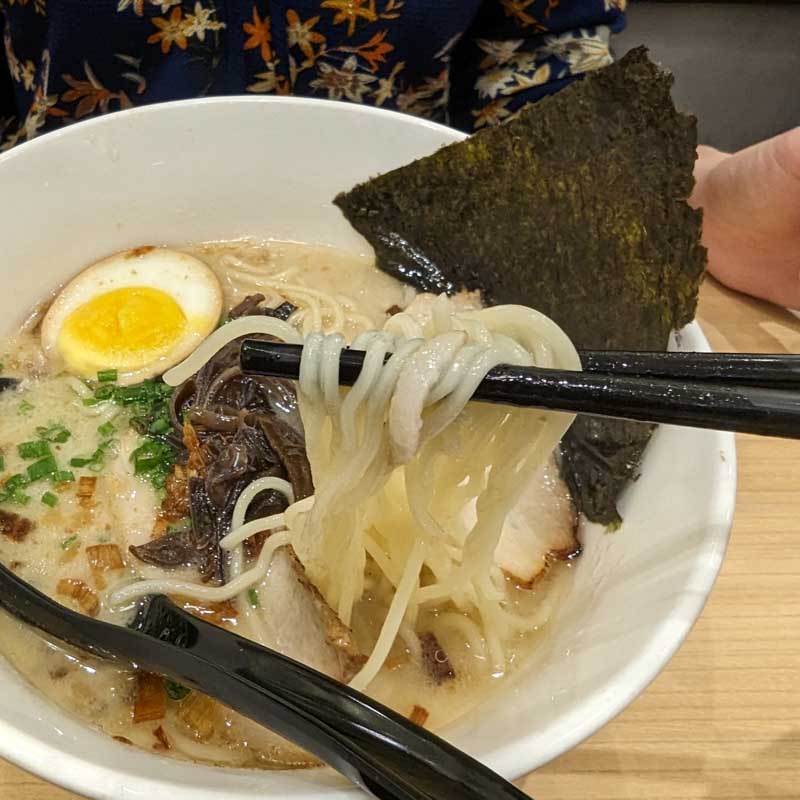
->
xmin=453 ymin=0 xmax=627 ymax=131
xmin=0 ymin=10 xmax=15 ymax=134
xmin=0 ymin=1 xmax=626 ymax=150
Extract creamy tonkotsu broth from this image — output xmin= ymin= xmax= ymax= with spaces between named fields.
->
xmin=0 ymin=240 xmax=579 ymax=768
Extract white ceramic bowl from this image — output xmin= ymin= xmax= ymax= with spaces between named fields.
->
xmin=0 ymin=98 xmax=735 ymax=799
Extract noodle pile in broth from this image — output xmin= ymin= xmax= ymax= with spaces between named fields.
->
xmin=0 ymin=241 xmax=581 ymax=767
xmin=117 ymin=291 xmax=579 ymax=685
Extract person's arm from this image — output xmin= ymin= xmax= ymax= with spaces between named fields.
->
xmin=449 ymin=0 xmax=626 ymax=131
xmin=690 ymin=128 xmax=800 ymax=309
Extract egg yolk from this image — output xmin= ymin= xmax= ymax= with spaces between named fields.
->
xmin=58 ymin=287 xmax=188 ymax=374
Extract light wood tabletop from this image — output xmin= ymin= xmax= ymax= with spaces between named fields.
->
xmin=0 ymin=278 xmax=797 ymax=800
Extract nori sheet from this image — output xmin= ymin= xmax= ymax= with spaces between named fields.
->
xmin=334 ymin=47 xmax=706 ymax=525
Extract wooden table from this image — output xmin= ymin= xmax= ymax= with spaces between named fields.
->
xmin=1 ymin=279 xmax=798 ymax=800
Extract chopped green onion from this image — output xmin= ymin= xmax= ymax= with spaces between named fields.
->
xmin=60 ymin=534 xmax=78 ymax=550
xmin=53 ymin=470 xmax=75 ymax=484
xmin=133 ymin=454 xmax=163 ymax=472
xmin=107 ymin=378 xmax=177 ymax=488
xmin=1 ymin=475 xmax=30 ymax=505
xmin=9 ymin=490 xmax=30 ymax=506
xmin=0 ymin=455 xmax=4 ymax=471
xmin=94 ymin=384 xmax=115 ymax=401
xmin=148 ymin=417 xmax=171 ymax=435
xmin=0 ymin=362 xmax=4 ymax=371
xmin=17 ymin=400 xmax=34 ymax=415
xmin=97 ymin=421 xmax=116 ymax=437
xmin=247 ymin=588 xmax=260 ymax=608
xmin=164 ymin=680 xmax=191 ymax=701
xmin=97 ymin=369 xmax=118 ymax=383
xmin=41 ymin=491 xmax=58 ymax=508
xmin=131 ymin=440 xmax=173 ymax=474
xmin=4 ymin=474 xmax=28 ymax=492
xmin=17 ymin=440 xmax=52 ymax=459
xmin=36 ymin=423 xmax=71 ymax=444
xmin=27 ymin=456 xmax=59 ymax=482
xmin=82 ymin=397 xmax=100 ymax=407
xmin=70 ymin=439 xmax=117 ymax=472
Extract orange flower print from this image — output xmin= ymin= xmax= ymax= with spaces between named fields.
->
xmin=147 ymin=8 xmax=190 ymax=55
xmin=243 ymin=7 xmax=272 ymax=64
xmin=116 ymin=0 xmax=146 ymax=15
xmin=62 ymin=63 xmax=132 ymax=118
xmin=341 ymin=30 xmax=393 ymax=73
xmin=499 ymin=0 xmax=546 ymax=31
xmin=285 ymin=10 xmax=326 ymax=62
xmin=321 ymin=0 xmax=377 ymax=38
xmin=472 ymin=98 xmax=513 ymax=129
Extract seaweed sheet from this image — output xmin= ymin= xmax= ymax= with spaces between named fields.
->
xmin=334 ymin=47 xmax=706 ymax=525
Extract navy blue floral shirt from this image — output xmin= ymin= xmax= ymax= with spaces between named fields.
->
xmin=0 ymin=0 xmax=625 ymax=151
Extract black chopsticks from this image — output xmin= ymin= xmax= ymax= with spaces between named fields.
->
xmin=579 ymin=350 xmax=800 ymax=388
xmin=240 ymin=340 xmax=800 ymax=440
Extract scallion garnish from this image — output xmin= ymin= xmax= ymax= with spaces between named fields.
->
xmin=94 ymin=385 xmax=115 ymax=401
xmin=41 ymin=491 xmax=58 ymax=508
xmin=4 ymin=474 xmax=28 ymax=492
xmin=36 ymin=423 xmax=71 ymax=443
xmin=164 ymin=679 xmax=191 ymax=701
xmin=27 ymin=455 xmax=58 ymax=482
xmin=247 ymin=588 xmax=260 ymax=608
xmin=97 ymin=421 xmax=116 ymax=437
xmin=148 ymin=417 xmax=171 ymax=435
xmin=70 ymin=438 xmax=118 ymax=472
xmin=17 ymin=440 xmax=52 ymax=460
xmin=97 ymin=369 xmax=118 ymax=383
xmin=53 ymin=470 xmax=75 ymax=484
xmin=61 ymin=534 xmax=78 ymax=550
xmin=17 ymin=400 xmax=34 ymax=415
xmin=9 ymin=490 xmax=30 ymax=506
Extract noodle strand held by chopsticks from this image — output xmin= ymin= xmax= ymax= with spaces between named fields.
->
xmin=119 ymin=293 xmax=578 ymax=688
xmin=162 ymin=316 xmax=302 ymax=386
xmin=287 ymin=298 xmax=580 ymax=685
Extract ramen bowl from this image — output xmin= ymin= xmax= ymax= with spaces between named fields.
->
xmin=0 ymin=97 xmax=736 ymax=799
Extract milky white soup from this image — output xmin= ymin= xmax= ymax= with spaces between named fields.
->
xmin=0 ymin=240 xmax=578 ymax=768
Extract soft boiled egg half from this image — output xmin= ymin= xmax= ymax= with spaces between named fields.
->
xmin=41 ymin=247 xmax=223 ymax=385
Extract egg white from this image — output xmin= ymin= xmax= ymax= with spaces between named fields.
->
xmin=40 ymin=247 xmax=223 ymax=385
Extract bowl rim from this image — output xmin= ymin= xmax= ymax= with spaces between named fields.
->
xmin=0 ymin=94 xmax=459 ymax=168
xmin=0 ymin=95 xmax=737 ymax=799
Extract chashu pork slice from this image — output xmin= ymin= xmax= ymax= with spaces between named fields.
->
xmin=254 ymin=546 xmax=366 ymax=682
xmin=493 ymin=455 xmax=579 ymax=587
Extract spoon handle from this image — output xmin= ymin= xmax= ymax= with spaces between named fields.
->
xmin=134 ymin=596 xmax=531 ymax=800
xmin=0 ymin=564 xmax=531 ymax=800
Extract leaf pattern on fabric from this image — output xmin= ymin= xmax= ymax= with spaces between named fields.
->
xmin=1 ymin=0 xmax=626 ymax=150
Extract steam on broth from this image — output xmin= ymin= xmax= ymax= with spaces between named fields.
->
xmin=0 ymin=240 xmax=579 ymax=768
